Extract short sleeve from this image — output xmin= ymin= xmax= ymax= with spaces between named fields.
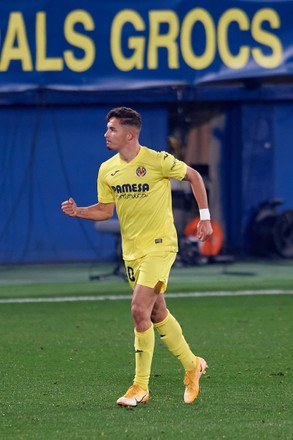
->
xmin=97 ymin=164 xmax=115 ymax=203
xmin=160 ymin=152 xmax=187 ymax=180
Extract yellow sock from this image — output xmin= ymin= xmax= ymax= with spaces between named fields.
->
xmin=154 ymin=310 xmax=197 ymax=371
xmin=133 ymin=324 xmax=155 ymax=390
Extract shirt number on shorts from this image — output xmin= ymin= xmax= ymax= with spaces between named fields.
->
xmin=127 ymin=266 xmax=135 ymax=282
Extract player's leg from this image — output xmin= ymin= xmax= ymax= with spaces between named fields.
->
xmin=116 ymin=283 xmax=159 ymax=407
xmin=152 ymin=295 xmax=197 ymax=370
xmin=152 ymin=288 xmax=208 ymax=404
xmin=132 ymin=283 xmax=160 ymax=387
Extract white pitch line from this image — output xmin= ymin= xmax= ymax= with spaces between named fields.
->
xmin=0 ymin=290 xmax=292 ymax=304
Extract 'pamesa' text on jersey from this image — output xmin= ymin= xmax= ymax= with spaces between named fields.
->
xmin=112 ymin=183 xmax=150 ymax=199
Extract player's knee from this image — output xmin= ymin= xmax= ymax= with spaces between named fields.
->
xmin=131 ymin=302 xmax=143 ymax=321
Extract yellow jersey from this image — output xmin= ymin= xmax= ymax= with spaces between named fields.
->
xmin=97 ymin=146 xmax=187 ymax=260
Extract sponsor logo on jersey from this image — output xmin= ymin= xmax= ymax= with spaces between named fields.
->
xmin=112 ymin=183 xmax=149 ymax=193
xmin=136 ymin=166 xmax=147 ymax=177
xmin=111 ymin=169 xmax=120 ymax=176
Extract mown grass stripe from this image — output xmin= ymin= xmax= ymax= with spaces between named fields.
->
xmin=0 ymin=289 xmax=292 ymax=304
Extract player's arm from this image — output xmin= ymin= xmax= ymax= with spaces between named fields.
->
xmin=184 ymin=166 xmax=213 ymax=241
xmin=61 ymin=197 xmax=114 ymax=221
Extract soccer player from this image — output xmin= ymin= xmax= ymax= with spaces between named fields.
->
xmin=61 ymin=107 xmax=213 ymax=407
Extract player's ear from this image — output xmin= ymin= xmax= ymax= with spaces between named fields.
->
xmin=127 ymin=130 xmax=134 ymax=141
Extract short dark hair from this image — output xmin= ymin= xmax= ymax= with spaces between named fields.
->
xmin=106 ymin=107 xmax=142 ymax=130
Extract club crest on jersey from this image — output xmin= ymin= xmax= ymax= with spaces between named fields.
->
xmin=136 ymin=166 xmax=146 ymax=177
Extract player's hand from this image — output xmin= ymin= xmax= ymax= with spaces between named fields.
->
xmin=61 ymin=197 xmax=78 ymax=217
xmin=196 ymin=220 xmax=213 ymax=242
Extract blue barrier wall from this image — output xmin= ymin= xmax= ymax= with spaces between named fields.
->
xmin=275 ymin=104 xmax=293 ymax=211
xmin=215 ymin=101 xmax=293 ymax=252
xmin=0 ymin=105 xmax=167 ymax=263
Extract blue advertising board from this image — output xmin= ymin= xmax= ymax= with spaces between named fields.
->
xmin=0 ymin=0 xmax=292 ymax=94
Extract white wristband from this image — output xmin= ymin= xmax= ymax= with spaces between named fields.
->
xmin=199 ymin=208 xmax=211 ymax=221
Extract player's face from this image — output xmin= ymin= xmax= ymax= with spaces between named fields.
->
xmin=104 ymin=118 xmax=129 ymax=151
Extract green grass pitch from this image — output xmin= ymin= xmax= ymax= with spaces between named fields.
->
xmin=0 ymin=261 xmax=292 ymax=439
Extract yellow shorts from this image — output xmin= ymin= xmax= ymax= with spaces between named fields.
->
xmin=124 ymin=251 xmax=177 ymax=293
